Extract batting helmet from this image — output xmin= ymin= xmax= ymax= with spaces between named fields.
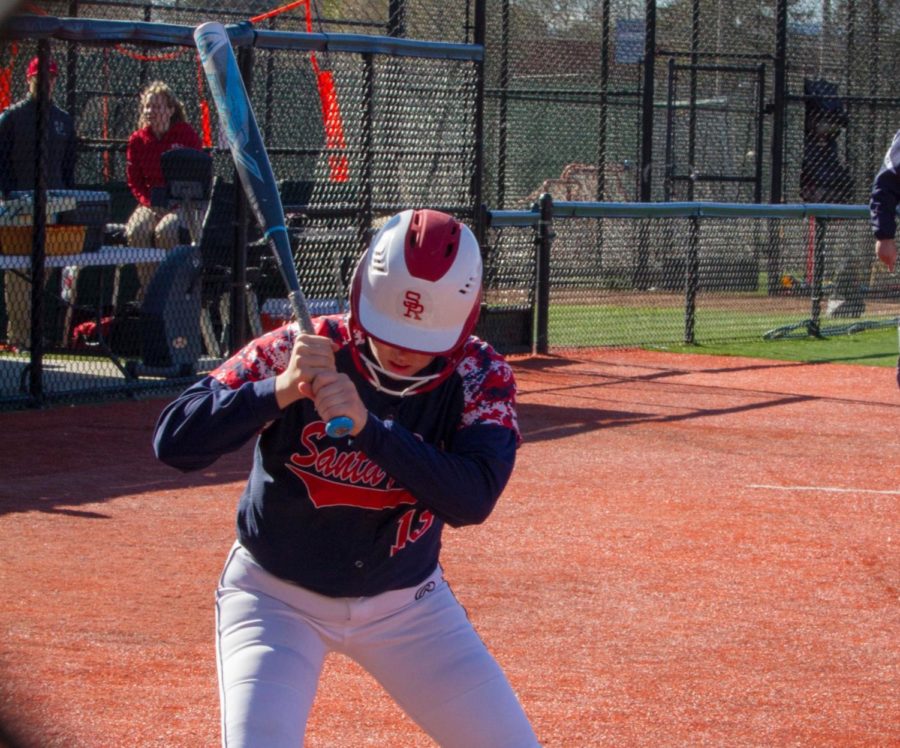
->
xmin=349 ymin=209 xmax=483 ymax=394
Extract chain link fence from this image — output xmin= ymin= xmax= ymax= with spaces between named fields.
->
xmin=1 ymin=0 xmax=898 ymax=406
xmin=0 ymin=11 xmax=481 ymax=406
xmin=482 ymin=0 xmax=900 ymax=208
xmin=488 ymin=200 xmax=899 ymax=353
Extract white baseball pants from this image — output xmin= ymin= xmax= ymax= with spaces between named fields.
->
xmin=215 ymin=543 xmax=540 ymax=748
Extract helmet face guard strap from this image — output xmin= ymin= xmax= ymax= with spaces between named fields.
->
xmin=348 ymin=335 xmax=448 ymax=397
xmin=349 ymin=209 xmax=483 ymax=395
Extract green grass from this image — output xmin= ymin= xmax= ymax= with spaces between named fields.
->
xmin=549 ymin=304 xmax=899 ymax=367
xmin=656 ymin=327 xmax=899 ymax=367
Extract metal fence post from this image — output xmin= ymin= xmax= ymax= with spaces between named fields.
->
xmin=471 ymin=0 xmax=486 ymax=232
xmin=534 ymin=192 xmax=553 ymax=355
xmin=808 ymin=216 xmax=826 ymax=337
xmin=597 ymin=0 xmax=610 ymax=202
xmin=639 ymin=0 xmax=657 ymax=203
xmin=388 ymin=0 xmax=406 ymax=37
xmin=496 ymin=0 xmax=510 ymax=209
xmin=664 ymin=57 xmax=676 ymax=202
xmin=28 ymin=40 xmax=53 ymax=405
xmin=770 ymin=0 xmax=787 ymax=204
xmin=684 ymin=214 xmax=700 ymax=343
xmin=360 ymin=53 xmax=375 ymax=248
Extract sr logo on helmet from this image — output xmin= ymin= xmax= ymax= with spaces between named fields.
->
xmin=401 ymin=289 xmax=431 ymax=323
xmin=348 ymin=209 xmax=483 ymax=395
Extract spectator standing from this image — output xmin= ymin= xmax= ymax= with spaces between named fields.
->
xmin=870 ymin=130 xmax=899 ymax=274
xmin=869 ymin=129 xmax=900 ymax=387
xmin=0 ymin=56 xmax=77 ymax=351
xmin=125 ymin=81 xmax=203 ymax=300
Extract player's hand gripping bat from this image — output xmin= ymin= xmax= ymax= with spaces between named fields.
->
xmin=194 ymin=21 xmax=353 ymax=438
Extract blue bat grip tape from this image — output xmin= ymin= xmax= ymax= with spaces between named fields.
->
xmin=326 ymin=416 xmax=354 ymax=439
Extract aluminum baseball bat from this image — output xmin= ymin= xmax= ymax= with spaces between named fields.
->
xmin=194 ymin=21 xmax=353 ymax=439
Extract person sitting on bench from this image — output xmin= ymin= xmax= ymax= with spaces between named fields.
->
xmin=124 ymin=81 xmax=203 ymax=302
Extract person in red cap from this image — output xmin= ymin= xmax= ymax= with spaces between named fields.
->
xmin=0 ymin=56 xmax=77 ymax=351
xmin=26 ymin=56 xmax=57 ymax=79
xmin=0 ymin=56 xmax=75 ymax=196
xmin=124 ymin=80 xmax=203 ymax=300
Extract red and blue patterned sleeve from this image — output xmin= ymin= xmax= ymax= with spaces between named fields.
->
xmin=211 ymin=324 xmax=297 ymax=388
xmin=350 ymin=336 xmax=520 ymax=527
xmin=457 ymin=338 xmax=521 ymax=444
xmin=154 ymin=317 xmax=349 ymax=471
xmin=210 ymin=315 xmax=348 ymax=388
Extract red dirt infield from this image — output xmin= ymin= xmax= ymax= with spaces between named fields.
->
xmin=0 ymin=349 xmax=897 ymax=747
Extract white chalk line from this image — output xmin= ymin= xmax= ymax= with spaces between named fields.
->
xmin=748 ymin=484 xmax=900 ymax=496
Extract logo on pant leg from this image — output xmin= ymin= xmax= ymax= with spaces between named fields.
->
xmin=415 ymin=580 xmax=436 ymax=600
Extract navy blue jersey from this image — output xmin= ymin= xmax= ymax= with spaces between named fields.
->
xmin=0 ymin=97 xmax=77 ymax=195
xmin=870 ymin=130 xmax=900 ymax=240
xmin=153 ymin=315 xmax=520 ymax=597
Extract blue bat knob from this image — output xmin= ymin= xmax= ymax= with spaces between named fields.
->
xmin=326 ymin=416 xmax=354 ymax=439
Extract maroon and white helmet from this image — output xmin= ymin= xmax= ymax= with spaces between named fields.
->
xmin=349 ymin=209 xmax=483 ymax=394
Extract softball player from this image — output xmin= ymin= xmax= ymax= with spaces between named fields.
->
xmin=153 ymin=209 xmax=540 ymax=747
xmin=869 ymin=129 xmax=900 ymax=387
